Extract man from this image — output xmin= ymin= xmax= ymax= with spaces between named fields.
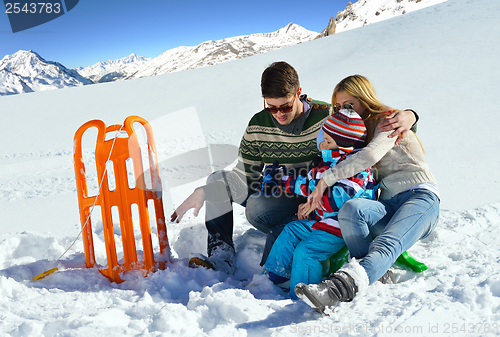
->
xmin=170 ymin=62 xmax=415 ymax=274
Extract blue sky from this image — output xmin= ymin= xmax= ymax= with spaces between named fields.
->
xmin=0 ymin=1 xmax=349 ymax=69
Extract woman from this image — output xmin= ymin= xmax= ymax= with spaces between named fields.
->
xmin=295 ymin=75 xmax=440 ymax=315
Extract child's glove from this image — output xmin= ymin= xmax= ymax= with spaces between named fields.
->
xmin=261 ymin=160 xmax=287 ymax=196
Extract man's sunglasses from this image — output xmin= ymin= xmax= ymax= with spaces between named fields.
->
xmin=264 ymin=95 xmax=296 ymax=114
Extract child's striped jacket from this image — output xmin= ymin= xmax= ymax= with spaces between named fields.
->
xmin=283 ymin=148 xmax=377 ymax=237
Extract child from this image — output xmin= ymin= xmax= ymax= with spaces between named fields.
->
xmin=262 ymin=107 xmax=377 ymax=299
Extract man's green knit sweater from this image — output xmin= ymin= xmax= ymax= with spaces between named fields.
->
xmin=204 ymin=95 xmax=330 ymax=203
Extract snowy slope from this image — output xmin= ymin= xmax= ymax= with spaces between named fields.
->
xmin=0 ymin=68 xmax=34 ymax=95
xmin=0 ymin=50 xmax=93 ymax=95
xmin=0 ymin=0 xmax=500 ymax=335
xmin=335 ymin=0 xmax=448 ymax=33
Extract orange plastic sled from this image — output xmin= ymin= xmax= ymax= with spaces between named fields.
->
xmin=73 ymin=116 xmax=170 ymax=283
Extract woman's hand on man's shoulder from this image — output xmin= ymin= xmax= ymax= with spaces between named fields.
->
xmin=378 ymin=110 xmax=416 ymax=145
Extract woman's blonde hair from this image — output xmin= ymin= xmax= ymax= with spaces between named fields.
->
xmin=332 ymin=75 xmax=425 ymax=152
xmin=332 ymin=75 xmax=392 ymax=143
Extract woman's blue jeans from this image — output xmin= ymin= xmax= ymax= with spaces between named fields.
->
xmin=338 ymin=189 xmax=440 ymax=284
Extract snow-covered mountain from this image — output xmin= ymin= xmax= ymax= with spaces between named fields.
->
xmin=0 ymin=50 xmax=93 ymax=96
xmin=75 ymin=53 xmax=151 ymax=83
xmin=0 ymin=1 xmax=448 ymax=95
xmin=0 ymin=68 xmax=34 ymax=95
xmin=79 ymin=23 xmax=318 ymax=82
xmin=76 ymin=0 xmax=450 ymax=83
xmin=335 ymin=0 xmax=447 ymax=33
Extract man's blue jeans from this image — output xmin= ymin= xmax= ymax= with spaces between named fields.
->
xmin=338 ymin=189 xmax=440 ymax=284
xmin=205 ymin=171 xmax=301 ymax=258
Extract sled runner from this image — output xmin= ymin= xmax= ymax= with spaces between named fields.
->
xmin=73 ymin=116 xmax=170 ymax=283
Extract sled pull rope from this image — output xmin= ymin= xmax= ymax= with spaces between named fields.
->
xmin=33 ymin=125 xmax=125 ymax=281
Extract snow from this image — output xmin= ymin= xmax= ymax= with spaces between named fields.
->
xmin=0 ymin=23 xmax=317 ymax=95
xmin=335 ymin=0 xmax=448 ymax=33
xmin=0 ymin=68 xmax=34 ymax=95
xmin=1 ymin=0 xmax=500 ymax=335
xmin=125 ymin=23 xmax=319 ymax=80
xmin=0 ymin=50 xmax=93 ymax=94
xmin=75 ymin=23 xmax=318 ymax=83
xmin=74 ymin=54 xmax=151 ymax=83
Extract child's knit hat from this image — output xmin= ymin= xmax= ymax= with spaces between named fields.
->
xmin=322 ymin=108 xmax=367 ymax=149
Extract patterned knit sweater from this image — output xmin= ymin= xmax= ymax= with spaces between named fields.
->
xmin=205 ymin=95 xmax=330 ymax=203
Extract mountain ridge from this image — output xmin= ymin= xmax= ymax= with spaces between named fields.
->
xmin=0 ymin=50 xmax=93 ymax=96
xmin=335 ymin=0 xmax=447 ymax=33
xmin=82 ymin=23 xmax=319 ymax=82
xmin=0 ymin=0 xmax=447 ymax=96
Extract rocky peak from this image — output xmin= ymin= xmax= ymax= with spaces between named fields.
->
xmin=318 ymin=0 xmax=447 ymax=35
xmin=316 ymin=16 xmax=336 ymax=39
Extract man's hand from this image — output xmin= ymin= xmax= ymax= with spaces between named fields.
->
xmin=377 ymin=110 xmax=416 ymax=145
xmin=306 ymin=178 xmax=328 ymax=212
xmin=170 ymin=187 xmax=205 ymax=223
